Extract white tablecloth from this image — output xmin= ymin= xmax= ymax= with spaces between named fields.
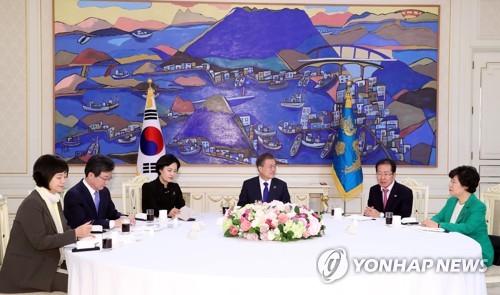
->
xmin=66 ymin=214 xmax=487 ymax=295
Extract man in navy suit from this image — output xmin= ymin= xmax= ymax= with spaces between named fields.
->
xmin=364 ymin=158 xmax=413 ymax=218
xmin=237 ymin=153 xmax=291 ymax=207
xmin=64 ymin=154 xmax=135 ymax=229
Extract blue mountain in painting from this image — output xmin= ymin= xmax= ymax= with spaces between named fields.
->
xmin=374 ymin=60 xmax=433 ymax=95
xmin=174 ymin=94 xmax=254 ymax=152
xmin=183 ymin=7 xmax=328 ymax=60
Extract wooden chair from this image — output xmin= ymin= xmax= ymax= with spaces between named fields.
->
xmin=486 ymin=235 xmax=500 ymax=283
xmin=0 ymin=195 xmax=10 ymax=265
xmin=399 ymin=177 xmax=429 ymax=222
xmin=121 ymin=175 xmax=151 ymax=215
xmin=481 ymin=184 xmax=500 ymax=235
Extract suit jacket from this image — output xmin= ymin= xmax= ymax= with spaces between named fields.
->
xmin=367 ymin=181 xmax=413 ymax=218
xmin=64 ymin=179 xmax=121 ymax=229
xmin=431 ymin=194 xmax=494 ymax=266
xmin=0 ymin=190 xmax=75 ymax=293
xmin=142 ymin=178 xmax=185 ymax=217
xmin=237 ymin=176 xmax=291 ymax=207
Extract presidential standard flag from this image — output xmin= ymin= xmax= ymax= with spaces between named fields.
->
xmin=137 ymin=79 xmax=166 ymax=179
xmin=332 ymin=81 xmax=363 ymax=201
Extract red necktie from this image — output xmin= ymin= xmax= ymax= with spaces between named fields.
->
xmin=382 ymin=189 xmax=389 ymax=209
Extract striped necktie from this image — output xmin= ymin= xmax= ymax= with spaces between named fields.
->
xmin=94 ymin=191 xmax=100 ymax=213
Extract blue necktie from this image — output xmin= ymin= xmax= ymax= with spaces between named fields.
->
xmin=263 ymin=182 xmax=269 ymax=203
xmin=94 ymin=191 xmax=100 ymax=213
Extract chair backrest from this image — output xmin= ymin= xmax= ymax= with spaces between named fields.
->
xmin=481 ymin=184 xmax=500 ymax=235
xmin=399 ymin=177 xmax=429 ymax=222
xmin=121 ymin=175 xmax=151 ymax=215
xmin=490 ymin=235 xmax=500 ymax=266
xmin=0 ymin=195 xmax=10 ymax=265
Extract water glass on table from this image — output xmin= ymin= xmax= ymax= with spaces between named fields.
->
xmin=385 ymin=212 xmax=393 ymax=225
xmin=102 ymin=232 xmax=113 ymax=250
xmin=121 ymin=217 xmax=131 ymax=234
xmin=146 ymin=209 xmax=155 ymax=223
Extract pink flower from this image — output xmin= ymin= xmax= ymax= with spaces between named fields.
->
xmin=260 ymin=223 xmax=270 ymax=233
xmin=223 ymin=200 xmax=325 ymax=241
xmin=308 ymin=218 xmax=321 ymax=236
xmin=243 ymin=233 xmax=259 ymax=241
xmin=278 ymin=212 xmax=289 ymax=223
xmin=240 ymin=219 xmax=252 ymax=232
xmin=229 ymin=226 xmax=239 ymax=236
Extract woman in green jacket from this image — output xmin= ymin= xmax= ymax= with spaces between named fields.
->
xmin=421 ymin=165 xmax=494 ymax=266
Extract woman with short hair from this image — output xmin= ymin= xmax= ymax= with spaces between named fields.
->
xmin=0 ymin=154 xmax=92 ymax=293
xmin=422 ymin=165 xmax=494 ymax=266
xmin=142 ymin=154 xmax=185 ymax=218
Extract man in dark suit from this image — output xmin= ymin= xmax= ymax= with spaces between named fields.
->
xmin=364 ymin=158 xmax=413 ymax=218
xmin=237 ymin=153 xmax=291 ymax=206
xmin=64 ymin=154 xmax=135 ymax=229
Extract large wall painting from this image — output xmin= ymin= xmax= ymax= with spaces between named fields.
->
xmin=54 ymin=1 xmax=439 ymax=166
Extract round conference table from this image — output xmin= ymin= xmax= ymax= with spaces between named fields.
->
xmin=66 ymin=213 xmax=487 ymax=295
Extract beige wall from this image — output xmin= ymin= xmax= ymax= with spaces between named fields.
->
xmin=1 ymin=0 xmax=499 ymax=220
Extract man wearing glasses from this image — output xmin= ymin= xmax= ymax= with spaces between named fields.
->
xmin=64 ymin=154 xmax=135 ymax=229
xmin=364 ymin=158 xmax=413 ymax=218
xmin=237 ymin=153 xmax=291 ymax=207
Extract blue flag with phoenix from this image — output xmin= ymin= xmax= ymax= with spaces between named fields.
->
xmin=332 ymin=82 xmax=363 ymax=201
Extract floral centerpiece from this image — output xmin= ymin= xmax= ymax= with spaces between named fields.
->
xmin=223 ymin=200 xmax=325 ymax=241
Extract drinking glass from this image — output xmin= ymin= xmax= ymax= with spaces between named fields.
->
xmin=121 ymin=217 xmax=130 ymax=234
xmin=146 ymin=209 xmax=155 ymax=222
xmin=102 ymin=232 xmax=112 ymax=250
xmin=385 ymin=212 xmax=393 ymax=225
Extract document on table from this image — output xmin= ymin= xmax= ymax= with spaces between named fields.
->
xmin=414 ymin=226 xmax=446 ymax=232
xmin=345 ymin=215 xmax=375 ymax=221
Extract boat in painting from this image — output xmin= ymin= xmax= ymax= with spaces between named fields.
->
xmin=131 ymin=29 xmax=153 ymax=39
xmin=302 ymin=132 xmax=325 ymax=149
xmin=62 ymin=135 xmax=81 ymax=147
xmin=117 ymin=134 xmax=137 ymax=144
xmin=111 ymin=69 xmax=130 ymax=79
xmin=280 ymin=92 xmax=304 ymax=108
xmin=82 ymin=97 xmax=119 ymax=112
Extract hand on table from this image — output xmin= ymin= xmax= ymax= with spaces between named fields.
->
xmin=75 ymin=221 xmax=94 ymax=239
xmin=364 ymin=206 xmax=380 ymax=218
xmin=421 ymin=219 xmax=439 ymax=228
xmin=168 ymin=208 xmax=181 ymax=218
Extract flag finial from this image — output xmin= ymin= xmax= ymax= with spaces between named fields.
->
xmin=345 ymin=80 xmax=352 ymax=108
xmin=146 ymin=79 xmax=155 ymax=108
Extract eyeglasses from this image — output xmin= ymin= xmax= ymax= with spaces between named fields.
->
xmin=98 ymin=176 xmax=113 ymax=182
xmin=376 ymin=172 xmax=393 ymax=177
xmin=262 ymin=164 xmax=277 ymax=169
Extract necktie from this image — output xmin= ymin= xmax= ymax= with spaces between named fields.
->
xmin=94 ymin=191 xmax=100 ymax=213
xmin=382 ymin=189 xmax=389 ymax=209
xmin=263 ymin=182 xmax=269 ymax=203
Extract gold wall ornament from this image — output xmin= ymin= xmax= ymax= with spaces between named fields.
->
xmin=321 ymin=194 xmax=329 ymax=213
xmin=335 ymin=141 xmax=346 ymax=155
